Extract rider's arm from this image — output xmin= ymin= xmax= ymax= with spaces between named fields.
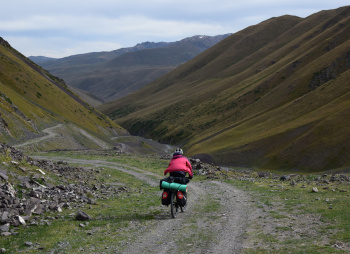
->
xmin=186 ymin=159 xmax=193 ymax=178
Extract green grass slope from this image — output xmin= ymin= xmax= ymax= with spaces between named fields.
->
xmin=0 ymin=37 xmax=126 ymax=149
xmin=99 ymin=6 xmax=350 ymax=171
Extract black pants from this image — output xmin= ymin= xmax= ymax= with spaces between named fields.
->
xmin=170 ymin=171 xmax=186 ymax=177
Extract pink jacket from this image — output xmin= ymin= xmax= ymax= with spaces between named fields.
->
xmin=164 ymin=154 xmax=193 ymax=177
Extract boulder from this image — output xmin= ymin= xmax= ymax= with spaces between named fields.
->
xmin=16 ymin=215 xmax=26 ymax=226
xmin=25 ymin=242 xmax=33 ymax=247
xmin=280 ymin=175 xmax=291 ymax=181
xmin=75 ymin=211 xmax=91 ymax=221
xmin=0 ymin=172 xmax=8 ymax=181
xmin=1 ymin=212 xmax=9 ymax=223
xmin=290 ymin=180 xmax=297 ymax=186
xmin=258 ymin=172 xmax=269 ymax=178
xmin=0 ymin=223 xmax=10 ymax=232
xmin=25 ymin=197 xmax=43 ymax=216
xmin=29 ymin=190 xmax=41 ymax=198
xmin=3 ymin=182 xmax=16 ymax=198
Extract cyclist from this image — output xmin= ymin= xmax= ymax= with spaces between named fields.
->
xmin=162 ymin=148 xmax=192 ymax=213
xmin=164 ymin=148 xmax=193 ymax=179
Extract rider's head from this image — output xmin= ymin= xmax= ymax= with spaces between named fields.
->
xmin=174 ymin=148 xmax=183 ymax=155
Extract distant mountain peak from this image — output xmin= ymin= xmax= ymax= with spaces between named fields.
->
xmin=32 ymin=34 xmax=230 ymax=102
xmin=134 ymin=41 xmax=172 ymax=49
xmin=28 ymin=56 xmax=57 ymax=63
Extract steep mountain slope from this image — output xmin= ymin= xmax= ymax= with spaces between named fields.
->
xmin=34 ymin=35 xmax=230 ymax=102
xmin=0 ymin=37 xmax=127 ymax=150
xmin=69 ymin=86 xmax=105 ymax=107
xmin=99 ymin=6 xmax=350 ymax=171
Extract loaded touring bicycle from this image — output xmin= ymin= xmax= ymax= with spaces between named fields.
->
xmin=160 ymin=176 xmax=190 ymax=218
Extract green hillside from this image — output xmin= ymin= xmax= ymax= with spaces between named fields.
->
xmin=99 ymin=6 xmax=350 ymax=171
xmin=0 ymin=37 xmax=126 ymax=150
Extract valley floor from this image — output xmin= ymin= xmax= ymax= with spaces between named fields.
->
xmin=2 ymin=150 xmax=348 ymax=253
xmin=29 ymin=155 xmax=348 ymax=253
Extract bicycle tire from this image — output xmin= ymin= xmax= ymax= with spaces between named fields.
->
xmin=180 ymin=192 xmax=187 ymax=212
xmin=180 ymin=203 xmax=187 ymax=212
xmin=170 ymin=192 xmax=178 ymax=218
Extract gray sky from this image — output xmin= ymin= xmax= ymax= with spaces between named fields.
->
xmin=1 ymin=0 xmax=348 ymax=58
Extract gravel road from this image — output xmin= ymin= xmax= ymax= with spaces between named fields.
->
xmin=14 ymin=124 xmax=63 ymax=148
xmin=33 ymin=156 xmax=253 ymax=253
xmin=121 ymin=180 xmax=251 ymax=254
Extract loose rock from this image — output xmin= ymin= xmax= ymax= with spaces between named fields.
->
xmin=280 ymin=175 xmax=291 ymax=181
xmin=25 ymin=242 xmax=33 ymax=247
xmin=75 ymin=211 xmax=91 ymax=221
xmin=0 ymin=223 xmax=10 ymax=232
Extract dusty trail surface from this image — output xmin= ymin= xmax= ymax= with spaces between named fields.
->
xmin=122 ymin=181 xmax=251 ymax=254
xmin=14 ymin=124 xmax=112 ymax=149
xmin=14 ymin=124 xmax=63 ymax=148
xmin=33 ymin=156 xmax=252 ymax=253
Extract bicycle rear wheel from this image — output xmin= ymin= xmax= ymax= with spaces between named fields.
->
xmin=180 ymin=203 xmax=187 ymax=212
xmin=180 ymin=192 xmax=187 ymax=212
xmin=170 ymin=192 xmax=178 ymax=218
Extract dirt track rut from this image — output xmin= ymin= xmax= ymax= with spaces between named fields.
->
xmin=122 ymin=181 xmax=251 ymax=254
xmin=33 ymin=156 xmax=252 ymax=253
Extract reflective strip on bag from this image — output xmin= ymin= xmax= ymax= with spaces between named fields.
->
xmin=162 ymin=192 xmax=169 ymax=199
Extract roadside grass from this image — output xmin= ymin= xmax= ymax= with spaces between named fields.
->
xmin=228 ymin=174 xmax=350 ymax=253
xmin=1 ymin=185 xmax=163 ymax=253
xmin=30 ymin=150 xmax=170 ymax=176
xmin=104 ymin=154 xmax=169 ymax=176
xmin=0 ymin=152 xmax=166 ymax=253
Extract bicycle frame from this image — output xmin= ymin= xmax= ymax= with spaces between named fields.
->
xmin=161 ymin=176 xmax=190 ymax=218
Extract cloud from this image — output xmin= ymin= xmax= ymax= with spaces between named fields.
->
xmin=1 ymin=13 xmax=230 ymax=37
xmin=3 ymin=14 xmax=234 ymax=57
xmin=7 ymin=36 xmax=122 ymax=58
xmin=1 ymin=0 xmax=348 ymax=57
xmin=98 ymin=16 xmax=230 ymax=37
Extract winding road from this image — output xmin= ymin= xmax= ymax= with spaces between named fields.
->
xmin=14 ymin=124 xmax=63 ymax=148
xmin=14 ymin=123 xmax=111 ymax=150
